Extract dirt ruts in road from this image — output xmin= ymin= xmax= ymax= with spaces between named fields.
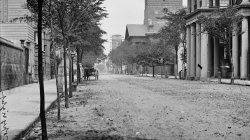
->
xmin=27 ymin=74 xmax=250 ymax=140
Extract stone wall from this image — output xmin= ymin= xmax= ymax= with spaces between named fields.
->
xmin=0 ymin=37 xmax=24 ymax=90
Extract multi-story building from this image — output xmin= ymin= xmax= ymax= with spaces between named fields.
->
xmin=144 ymin=0 xmax=183 ymax=33
xmin=185 ymin=0 xmax=250 ymax=81
xmin=0 ymin=0 xmax=51 ymax=82
xmin=111 ymin=35 xmax=123 ymax=50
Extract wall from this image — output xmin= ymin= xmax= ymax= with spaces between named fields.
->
xmin=147 ymin=65 xmax=174 ymax=76
xmin=0 ymin=37 xmax=24 ymax=90
xmin=8 ymin=0 xmax=29 ymax=21
xmin=0 ymin=23 xmax=34 ymax=42
xmin=144 ymin=0 xmax=183 ymax=32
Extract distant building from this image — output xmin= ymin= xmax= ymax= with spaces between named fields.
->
xmin=111 ymin=35 xmax=123 ymax=50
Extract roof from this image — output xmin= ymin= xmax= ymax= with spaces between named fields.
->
xmin=125 ymin=24 xmax=147 ymax=39
xmin=0 ymin=37 xmax=23 ymax=51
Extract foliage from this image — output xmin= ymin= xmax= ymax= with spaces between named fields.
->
xmin=109 ymin=9 xmax=186 ymax=73
xmin=82 ymin=51 xmax=100 ymax=68
xmin=158 ymin=8 xmax=187 ymax=64
xmin=197 ymin=7 xmax=242 ymax=48
xmin=109 ymin=41 xmax=133 ymax=66
xmin=109 ymin=40 xmax=175 ymax=69
xmin=27 ymin=0 xmax=107 ymax=107
xmin=27 ymin=0 xmax=107 ymax=60
xmin=134 ymin=40 xmax=174 ymax=67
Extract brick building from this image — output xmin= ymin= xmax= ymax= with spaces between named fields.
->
xmin=0 ymin=0 xmax=51 ymax=83
xmin=144 ymin=0 xmax=183 ymax=33
xmin=185 ymin=0 xmax=250 ymax=81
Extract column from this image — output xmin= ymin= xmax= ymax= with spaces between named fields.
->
xmin=200 ymin=30 xmax=209 ymax=81
xmin=191 ymin=0 xmax=195 ymax=12
xmin=190 ymin=24 xmax=196 ymax=79
xmin=214 ymin=37 xmax=219 ymax=77
xmin=196 ymin=23 xmax=201 ymax=79
xmin=232 ymin=24 xmax=239 ymax=78
xmin=241 ymin=17 xmax=249 ymax=79
xmin=186 ymin=26 xmax=191 ymax=79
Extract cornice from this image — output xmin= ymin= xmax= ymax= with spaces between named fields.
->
xmin=185 ymin=5 xmax=250 ymax=25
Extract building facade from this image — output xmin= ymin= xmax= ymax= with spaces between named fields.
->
xmin=185 ymin=0 xmax=250 ymax=81
xmin=0 ymin=0 xmax=51 ymax=82
xmin=144 ymin=0 xmax=183 ymax=33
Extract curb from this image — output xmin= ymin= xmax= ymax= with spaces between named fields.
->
xmin=13 ymin=94 xmax=60 ymax=140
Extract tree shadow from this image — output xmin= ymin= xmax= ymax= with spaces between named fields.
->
xmin=27 ymin=129 xmax=156 ymax=140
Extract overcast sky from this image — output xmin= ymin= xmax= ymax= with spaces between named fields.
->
xmin=101 ymin=0 xmax=187 ymax=54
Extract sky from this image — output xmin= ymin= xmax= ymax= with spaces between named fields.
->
xmin=100 ymin=0 xmax=187 ymax=54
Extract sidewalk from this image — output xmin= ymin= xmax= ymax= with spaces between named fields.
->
xmin=137 ymin=73 xmax=250 ymax=86
xmin=2 ymin=79 xmax=57 ymax=140
xmin=210 ymin=78 xmax=250 ymax=86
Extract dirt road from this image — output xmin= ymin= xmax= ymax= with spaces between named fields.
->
xmin=27 ymin=74 xmax=250 ymax=140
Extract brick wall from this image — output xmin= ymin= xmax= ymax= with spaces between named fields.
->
xmin=0 ymin=37 xmax=25 ymax=90
xmin=144 ymin=0 xmax=183 ymax=32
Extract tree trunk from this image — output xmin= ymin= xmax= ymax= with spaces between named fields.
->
xmin=153 ymin=66 xmax=155 ymax=77
xmin=175 ymin=45 xmax=178 ymax=79
xmin=38 ymin=0 xmax=48 ymax=139
xmin=132 ymin=64 xmax=133 ymax=74
xmin=55 ymin=57 xmax=61 ymax=121
xmin=58 ymin=2 xmax=69 ymax=108
xmin=49 ymin=0 xmax=60 ymax=121
xmin=76 ymin=48 xmax=80 ymax=85
xmin=63 ymin=41 xmax=69 ymax=108
xmin=229 ymin=44 xmax=234 ymax=84
xmin=120 ymin=63 xmax=122 ymax=74
xmin=72 ymin=56 xmax=74 ymax=83
xmin=69 ymin=52 xmax=73 ymax=98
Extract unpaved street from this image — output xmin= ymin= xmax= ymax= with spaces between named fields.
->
xmin=28 ymin=74 xmax=250 ymax=140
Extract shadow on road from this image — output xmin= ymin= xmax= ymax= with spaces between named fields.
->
xmin=27 ymin=129 xmax=156 ymax=140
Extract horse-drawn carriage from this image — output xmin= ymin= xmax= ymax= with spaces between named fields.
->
xmin=83 ymin=68 xmax=99 ymax=80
